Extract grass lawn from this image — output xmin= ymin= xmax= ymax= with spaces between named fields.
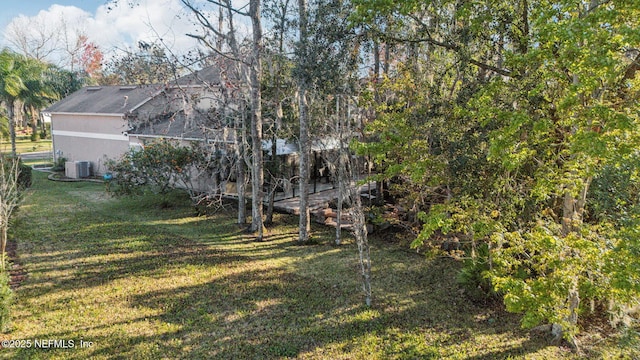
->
xmin=0 ymin=171 xmax=634 ymax=359
xmin=0 ymin=138 xmax=52 ymax=155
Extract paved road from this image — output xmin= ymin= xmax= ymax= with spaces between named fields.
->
xmin=19 ymin=151 xmax=53 ymax=161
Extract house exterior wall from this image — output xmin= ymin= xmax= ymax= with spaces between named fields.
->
xmin=51 ymin=113 xmax=130 ymax=175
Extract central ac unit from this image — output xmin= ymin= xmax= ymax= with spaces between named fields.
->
xmin=76 ymin=161 xmax=91 ymax=178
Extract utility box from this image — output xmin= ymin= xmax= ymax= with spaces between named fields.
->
xmin=65 ymin=161 xmax=92 ymax=179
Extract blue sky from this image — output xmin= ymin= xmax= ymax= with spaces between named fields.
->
xmin=0 ymin=0 xmax=108 ymax=30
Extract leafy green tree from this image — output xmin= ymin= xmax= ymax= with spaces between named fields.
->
xmin=21 ymin=64 xmax=63 ymax=140
xmin=352 ymin=0 xmax=640 ymax=346
xmin=295 ymin=0 xmax=362 ymax=243
xmin=0 ymin=49 xmax=51 ymax=155
xmin=483 ymin=1 xmax=640 ymax=345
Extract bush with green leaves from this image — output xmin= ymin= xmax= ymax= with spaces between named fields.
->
xmin=17 ymin=159 xmax=31 ymax=190
xmin=105 ymin=140 xmax=204 ymax=197
xmin=52 ymin=156 xmax=67 ymax=172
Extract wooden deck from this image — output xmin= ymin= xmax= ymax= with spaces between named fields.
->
xmin=272 ymin=180 xmax=376 ymax=215
xmin=221 ymin=176 xmax=376 ymax=230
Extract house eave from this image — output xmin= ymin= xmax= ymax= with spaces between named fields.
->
xmin=129 ymin=134 xmax=235 ymax=144
xmin=44 ymin=111 xmax=125 ymax=117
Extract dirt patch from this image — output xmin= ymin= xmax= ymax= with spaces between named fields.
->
xmin=6 ymin=239 xmax=26 ymax=289
xmin=68 ymin=190 xmax=113 ymax=203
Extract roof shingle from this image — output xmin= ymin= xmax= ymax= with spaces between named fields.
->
xmin=44 ymin=85 xmax=162 ymax=114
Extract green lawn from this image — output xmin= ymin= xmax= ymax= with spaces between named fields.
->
xmin=0 ymin=138 xmax=53 ymax=155
xmin=0 ymin=171 xmax=633 ymax=359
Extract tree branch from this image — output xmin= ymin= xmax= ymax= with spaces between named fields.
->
xmin=373 ymin=29 xmax=513 ymax=77
xmin=181 ymin=0 xmax=226 ymax=39
xmin=184 ymin=33 xmax=247 ymax=65
xmin=203 ymin=0 xmax=250 ymax=17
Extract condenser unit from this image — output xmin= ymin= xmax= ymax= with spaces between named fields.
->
xmin=65 ymin=161 xmax=91 ymax=179
xmin=76 ymin=161 xmax=90 ymax=178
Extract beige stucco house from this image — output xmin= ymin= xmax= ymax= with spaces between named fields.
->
xmin=44 ymin=85 xmax=162 ymax=176
xmin=44 ymin=66 xmax=237 ymax=178
xmin=44 ymin=65 xmax=343 ymax=199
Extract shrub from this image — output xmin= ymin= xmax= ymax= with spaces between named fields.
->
xmin=0 ymin=269 xmax=12 ymax=332
xmin=105 ymin=140 xmax=204 ymax=197
xmin=1 ymin=157 xmax=31 ymax=190
xmin=457 ymin=243 xmax=499 ymax=302
xmin=17 ymin=160 xmax=32 ymax=189
xmin=52 ymin=157 xmax=67 ymax=172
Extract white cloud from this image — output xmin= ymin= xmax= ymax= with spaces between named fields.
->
xmin=2 ymin=0 xmax=259 ymax=70
xmin=89 ymin=0 xmax=202 ymax=55
xmin=2 ymin=0 xmax=206 ymax=67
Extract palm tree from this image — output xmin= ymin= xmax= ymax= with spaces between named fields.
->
xmin=22 ymin=65 xmax=61 ymax=140
xmin=0 ymin=111 xmax=9 ymax=141
xmin=0 ymin=48 xmax=49 ymax=156
xmin=0 ymin=49 xmax=25 ymax=156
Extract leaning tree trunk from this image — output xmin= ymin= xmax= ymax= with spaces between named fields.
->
xmin=342 ymin=148 xmax=372 ymax=306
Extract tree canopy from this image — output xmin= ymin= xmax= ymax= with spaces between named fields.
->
xmin=352 ymin=0 xmax=640 ymax=345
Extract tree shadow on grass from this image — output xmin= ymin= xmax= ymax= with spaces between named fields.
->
xmin=10 ymin=180 xmax=554 ymax=359
xmin=12 ymin=239 xmax=553 ymax=359
xmin=113 ymin=255 xmax=548 ymax=359
xmin=17 ymin=225 xmax=246 ymax=299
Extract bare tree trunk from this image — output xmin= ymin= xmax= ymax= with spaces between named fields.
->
xmin=335 ymin=95 xmax=346 ymax=245
xmin=383 ymin=42 xmax=390 ymax=75
xmin=265 ymin=101 xmax=282 ymax=225
xmin=30 ymin=105 xmax=38 ymax=139
xmin=235 ymin=110 xmax=247 ymax=225
xmin=265 ymin=6 xmax=287 ymax=225
xmin=343 ymin=146 xmax=372 ymax=306
xmin=335 ymin=95 xmax=372 ymax=304
xmin=566 ymin=279 xmax=580 ymax=348
xmin=249 ymin=0 xmax=264 ymax=240
xmin=217 ymin=6 xmax=224 ymax=52
xmin=265 ymin=133 xmax=277 ymax=225
xmin=7 ymin=99 xmax=17 ymax=157
xmin=373 ymin=40 xmax=380 ymax=80
xmin=298 ymin=88 xmax=311 ymax=242
xmin=352 ymin=188 xmax=371 ymax=306
xmin=335 ymin=175 xmax=342 ymax=245
xmin=297 ymin=0 xmax=311 ymax=243
xmin=0 ymin=228 xmax=6 ymax=272
xmin=561 ymin=178 xmax=591 ymax=235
